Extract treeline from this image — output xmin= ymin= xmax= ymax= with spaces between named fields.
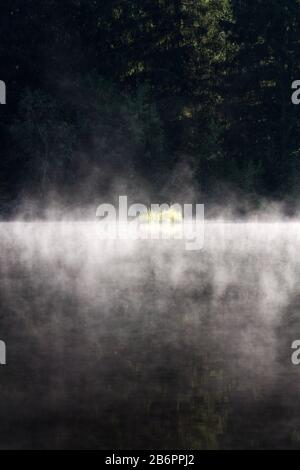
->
xmin=1 ymin=0 xmax=300 ymax=212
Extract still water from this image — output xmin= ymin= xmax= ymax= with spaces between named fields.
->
xmin=0 ymin=222 xmax=299 ymax=449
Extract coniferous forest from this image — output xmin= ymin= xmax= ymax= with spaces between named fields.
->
xmin=1 ymin=0 xmax=300 ymax=214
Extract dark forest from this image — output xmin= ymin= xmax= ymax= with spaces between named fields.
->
xmin=1 ymin=0 xmax=300 ymax=214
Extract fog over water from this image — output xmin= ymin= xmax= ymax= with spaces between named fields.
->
xmin=0 ymin=221 xmax=300 ymax=449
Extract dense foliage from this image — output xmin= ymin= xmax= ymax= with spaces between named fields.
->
xmin=1 ymin=0 xmax=300 ymax=212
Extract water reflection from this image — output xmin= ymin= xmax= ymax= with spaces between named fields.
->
xmin=0 ymin=222 xmax=299 ymax=449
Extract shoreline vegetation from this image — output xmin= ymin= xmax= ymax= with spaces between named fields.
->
xmin=1 ymin=1 xmax=300 ymax=212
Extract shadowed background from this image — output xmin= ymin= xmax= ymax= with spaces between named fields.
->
xmin=1 ymin=1 xmax=300 ymax=214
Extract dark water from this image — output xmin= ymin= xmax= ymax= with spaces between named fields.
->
xmin=0 ymin=222 xmax=300 ymax=449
